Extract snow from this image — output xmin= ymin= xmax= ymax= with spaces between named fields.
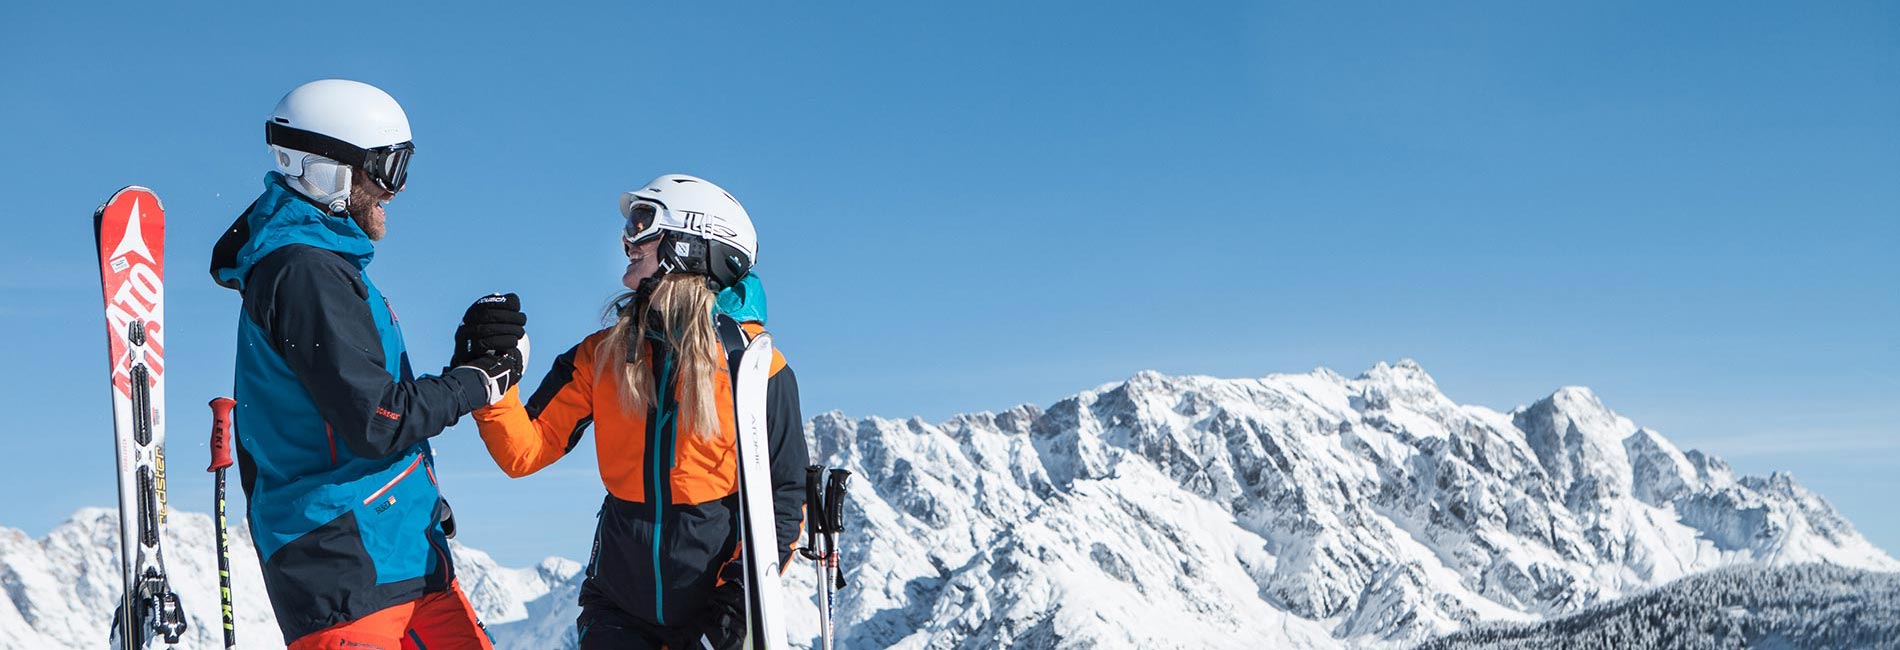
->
xmin=3 ymin=361 xmax=1893 ymax=649
xmin=800 ymin=361 xmax=1896 ymax=648
xmin=0 ymin=509 xmax=581 ymax=650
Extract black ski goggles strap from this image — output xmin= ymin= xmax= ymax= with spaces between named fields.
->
xmin=266 ymin=122 xmax=414 ymax=192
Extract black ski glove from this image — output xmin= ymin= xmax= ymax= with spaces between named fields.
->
xmin=694 ymin=580 xmax=747 ymax=650
xmin=455 ymin=347 xmax=524 ymax=406
xmin=451 ymin=293 xmax=527 ymax=367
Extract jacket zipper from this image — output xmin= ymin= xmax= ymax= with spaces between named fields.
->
xmin=649 ymin=350 xmax=677 ymax=625
xmin=363 ymin=454 xmax=422 ymax=506
xmin=425 ymin=529 xmax=453 ymax=584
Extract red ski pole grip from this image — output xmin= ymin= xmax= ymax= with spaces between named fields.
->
xmin=208 ymin=397 xmax=236 ymax=472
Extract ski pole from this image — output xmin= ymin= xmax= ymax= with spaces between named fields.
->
xmin=207 ymin=398 xmax=237 ymax=649
xmin=802 ymin=465 xmax=832 ymax=650
xmin=822 ymin=469 xmax=852 ymax=644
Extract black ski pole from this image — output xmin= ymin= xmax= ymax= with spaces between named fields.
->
xmin=207 ymin=398 xmax=238 ymax=649
xmin=803 ymin=465 xmax=832 ymax=650
xmin=822 ymin=468 xmax=852 ymax=643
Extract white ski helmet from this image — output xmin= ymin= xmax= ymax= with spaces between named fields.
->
xmin=265 ymin=79 xmax=415 ymax=213
xmin=619 ymin=174 xmax=757 ymax=289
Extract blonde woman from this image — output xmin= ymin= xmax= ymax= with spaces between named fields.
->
xmin=469 ymin=174 xmax=807 ymax=649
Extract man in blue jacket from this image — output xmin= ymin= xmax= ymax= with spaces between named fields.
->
xmin=209 ymin=79 xmax=526 ymax=650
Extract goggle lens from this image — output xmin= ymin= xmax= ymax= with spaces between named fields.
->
xmin=624 ymin=202 xmax=660 ymax=242
xmin=364 ymin=142 xmax=414 ymax=192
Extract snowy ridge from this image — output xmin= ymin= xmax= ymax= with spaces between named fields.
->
xmin=0 ymin=508 xmax=265 ymax=650
xmin=449 ymin=543 xmax=584 ymax=649
xmin=810 ymin=361 xmax=1896 ymax=648
xmin=2 ymin=362 xmax=1891 ymax=649
xmin=0 ymin=509 xmax=576 ymax=650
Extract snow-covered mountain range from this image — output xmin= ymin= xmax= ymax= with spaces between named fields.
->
xmin=0 ymin=507 xmax=579 ymax=650
xmin=811 ymin=361 xmax=1895 ymax=648
xmin=2 ymin=361 xmax=1891 ymax=649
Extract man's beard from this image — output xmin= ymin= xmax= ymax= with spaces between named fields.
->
xmin=346 ymin=180 xmax=386 ymax=241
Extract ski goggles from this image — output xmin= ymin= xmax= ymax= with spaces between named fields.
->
xmin=266 ymin=122 xmax=415 ymax=192
xmin=621 ymin=199 xmax=665 ymax=247
xmin=360 ymin=142 xmax=413 ymax=193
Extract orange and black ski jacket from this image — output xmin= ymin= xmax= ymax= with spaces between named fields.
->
xmin=471 ymin=315 xmax=807 ymax=627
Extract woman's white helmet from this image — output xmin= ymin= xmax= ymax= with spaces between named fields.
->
xmin=266 ymin=79 xmax=414 ymax=213
xmin=620 ymin=174 xmax=757 ymax=289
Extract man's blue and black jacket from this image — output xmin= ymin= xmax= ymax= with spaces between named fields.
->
xmin=209 ymin=173 xmax=489 ymax=643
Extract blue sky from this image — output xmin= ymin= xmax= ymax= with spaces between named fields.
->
xmin=2 ymin=2 xmax=1894 ymax=566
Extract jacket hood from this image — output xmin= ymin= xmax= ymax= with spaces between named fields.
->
xmin=210 ymin=172 xmax=374 ymax=291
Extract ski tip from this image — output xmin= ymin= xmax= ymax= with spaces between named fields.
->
xmin=95 ymin=185 xmax=164 ymax=242
xmin=97 ymin=186 xmax=163 ymax=217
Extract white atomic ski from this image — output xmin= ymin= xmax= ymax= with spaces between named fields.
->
xmin=734 ymin=333 xmax=787 ymax=649
xmin=94 ymin=186 xmax=186 ymax=649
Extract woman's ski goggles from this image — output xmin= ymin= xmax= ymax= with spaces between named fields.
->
xmin=266 ymin=122 xmax=414 ymax=192
xmin=621 ymin=200 xmax=664 ymax=246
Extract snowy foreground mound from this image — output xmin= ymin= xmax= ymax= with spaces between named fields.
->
xmin=1 ymin=362 xmax=1893 ymax=649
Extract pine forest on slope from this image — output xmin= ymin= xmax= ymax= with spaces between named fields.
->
xmin=1414 ymin=563 xmax=1900 ymax=650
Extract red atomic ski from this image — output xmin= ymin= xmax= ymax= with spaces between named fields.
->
xmin=95 ymin=186 xmax=187 ymax=649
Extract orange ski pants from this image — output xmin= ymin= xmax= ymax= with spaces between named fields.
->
xmin=287 ymin=580 xmax=493 ymax=650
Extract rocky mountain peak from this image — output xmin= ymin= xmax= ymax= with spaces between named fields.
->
xmin=3 ymin=363 xmax=1890 ymax=650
